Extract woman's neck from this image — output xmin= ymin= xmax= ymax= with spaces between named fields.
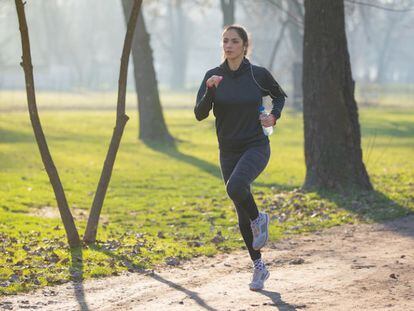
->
xmin=227 ymin=56 xmax=244 ymax=71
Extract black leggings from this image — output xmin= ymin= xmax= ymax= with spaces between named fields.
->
xmin=219 ymin=144 xmax=271 ymax=261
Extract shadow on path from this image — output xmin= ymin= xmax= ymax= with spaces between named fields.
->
xmin=91 ymin=245 xmax=218 ymax=311
xmin=258 ymin=290 xmax=300 ymax=310
xmin=70 ymin=247 xmax=90 ymax=311
xmin=150 ymin=272 xmax=218 ymax=311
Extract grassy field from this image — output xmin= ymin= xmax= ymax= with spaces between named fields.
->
xmin=0 ymin=91 xmax=413 ymax=295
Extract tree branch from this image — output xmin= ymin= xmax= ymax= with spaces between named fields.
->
xmin=345 ymin=0 xmax=414 ymax=12
xmin=265 ymin=0 xmax=304 ymax=26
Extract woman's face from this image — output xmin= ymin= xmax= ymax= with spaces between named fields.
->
xmin=222 ymin=29 xmax=245 ymax=61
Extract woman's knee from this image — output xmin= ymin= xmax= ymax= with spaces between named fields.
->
xmin=226 ymin=178 xmax=249 ymax=203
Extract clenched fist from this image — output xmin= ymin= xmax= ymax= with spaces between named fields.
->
xmin=206 ymin=75 xmax=223 ymax=88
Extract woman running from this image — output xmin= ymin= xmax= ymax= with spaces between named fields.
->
xmin=195 ymin=25 xmax=287 ymax=291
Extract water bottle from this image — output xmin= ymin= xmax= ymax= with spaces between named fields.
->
xmin=259 ymin=106 xmax=273 ymax=136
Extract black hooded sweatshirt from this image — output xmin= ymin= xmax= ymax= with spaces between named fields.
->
xmin=195 ymin=57 xmax=287 ymax=152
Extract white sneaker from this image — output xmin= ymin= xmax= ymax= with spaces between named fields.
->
xmin=251 ymin=212 xmax=269 ymax=250
xmin=249 ymin=266 xmax=270 ymax=291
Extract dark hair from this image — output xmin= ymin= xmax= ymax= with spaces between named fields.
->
xmin=222 ymin=24 xmax=250 ymax=56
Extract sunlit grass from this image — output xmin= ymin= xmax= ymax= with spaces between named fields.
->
xmin=0 ymin=91 xmax=413 ymax=294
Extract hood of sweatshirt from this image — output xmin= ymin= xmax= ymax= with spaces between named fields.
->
xmin=219 ymin=57 xmax=251 ymax=79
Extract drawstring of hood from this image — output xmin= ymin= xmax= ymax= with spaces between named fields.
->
xmin=219 ymin=57 xmax=251 ymax=78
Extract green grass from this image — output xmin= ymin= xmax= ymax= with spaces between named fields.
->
xmin=0 ymin=92 xmax=413 ymax=295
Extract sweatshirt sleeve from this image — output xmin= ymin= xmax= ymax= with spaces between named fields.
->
xmin=263 ymin=68 xmax=287 ymax=120
xmin=194 ymin=71 xmax=215 ymax=121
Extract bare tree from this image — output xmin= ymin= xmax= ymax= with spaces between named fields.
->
xmin=83 ymin=0 xmax=143 ymax=243
xmin=220 ymin=0 xmax=235 ymax=27
xmin=168 ymin=0 xmax=189 ymax=90
xmin=358 ymin=2 xmax=410 ymax=83
xmin=266 ymin=0 xmax=304 ymax=110
xmin=268 ymin=19 xmax=288 ymax=72
xmin=302 ymin=0 xmax=372 ymax=192
xmin=14 ymin=0 xmax=80 ymax=247
xmin=286 ymin=0 xmax=304 ymax=110
xmin=121 ymin=0 xmax=174 ymax=143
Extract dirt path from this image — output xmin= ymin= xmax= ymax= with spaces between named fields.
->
xmin=1 ymin=215 xmax=413 ymax=311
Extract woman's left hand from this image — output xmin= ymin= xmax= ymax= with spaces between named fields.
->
xmin=260 ymin=113 xmax=276 ymax=127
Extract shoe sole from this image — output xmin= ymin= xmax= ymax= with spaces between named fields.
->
xmin=252 ymin=213 xmax=269 ymax=251
xmin=249 ymin=270 xmax=270 ymax=291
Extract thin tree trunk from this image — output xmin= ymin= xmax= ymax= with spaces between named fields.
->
xmin=169 ymin=0 xmax=188 ymax=90
xmin=15 ymin=0 xmax=80 ymax=247
xmin=121 ymin=1 xmax=174 ymax=144
xmin=268 ymin=20 xmax=288 ymax=71
xmin=83 ymin=0 xmax=143 ymax=244
xmin=375 ymin=17 xmax=398 ymax=83
xmin=220 ymin=0 xmax=235 ymax=27
xmin=302 ymin=0 xmax=372 ymax=192
xmin=292 ymin=61 xmax=302 ymax=109
xmin=287 ymin=0 xmax=304 ymax=110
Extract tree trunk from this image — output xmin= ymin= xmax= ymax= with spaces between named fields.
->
xmin=287 ymin=0 xmax=304 ymax=110
xmin=168 ymin=0 xmax=188 ymax=90
xmin=302 ymin=0 xmax=372 ymax=192
xmin=83 ymin=0 xmax=142 ymax=244
xmin=375 ymin=16 xmax=399 ymax=83
xmin=121 ymin=1 xmax=174 ymax=144
xmin=268 ymin=20 xmax=288 ymax=72
xmin=220 ymin=0 xmax=235 ymax=27
xmin=292 ymin=61 xmax=302 ymax=109
xmin=14 ymin=0 xmax=80 ymax=247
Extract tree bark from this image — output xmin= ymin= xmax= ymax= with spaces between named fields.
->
xmin=121 ymin=1 xmax=174 ymax=144
xmin=14 ymin=0 xmax=80 ymax=247
xmin=83 ymin=0 xmax=143 ymax=244
xmin=220 ymin=0 xmax=235 ymax=27
xmin=302 ymin=0 xmax=372 ymax=192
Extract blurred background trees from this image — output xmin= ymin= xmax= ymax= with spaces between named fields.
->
xmin=2 ymin=0 xmax=413 ymax=94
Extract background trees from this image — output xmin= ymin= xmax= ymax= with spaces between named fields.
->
xmin=121 ymin=1 xmax=174 ymax=143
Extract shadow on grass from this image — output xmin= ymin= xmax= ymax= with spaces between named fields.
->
xmin=305 ymin=188 xmax=414 ymax=238
xmin=144 ymin=140 xmax=291 ymax=190
xmin=70 ymin=247 xmax=90 ymax=311
xmin=0 ymin=128 xmax=34 ymax=143
xmin=88 ymin=244 xmax=218 ymax=311
xmin=362 ymin=119 xmax=414 ymax=138
xmin=144 ymin=140 xmax=222 ymax=180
